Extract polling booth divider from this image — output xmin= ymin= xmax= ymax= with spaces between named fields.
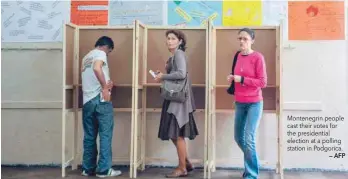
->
xmin=206 ymin=21 xmax=283 ymax=179
xmin=131 ymin=21 xmax=210 ymax=178
xmin=62 ymin=22 xmax=137 ymax=177
xmin=62 ymin=20 xmax=283 ymax=179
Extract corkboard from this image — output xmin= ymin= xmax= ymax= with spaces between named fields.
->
xmin=78 ymin=29 xmax=134 ymax=85
xmin=146 ymin=29 xmax=206 ymax=85
xmin=215 ymin=29 xmax=276 ymax=86
xmin=65 ymin=25 xmax=75 ymax=85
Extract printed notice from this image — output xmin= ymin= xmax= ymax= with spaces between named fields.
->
xmin=222 ymin=0 xmax=262 ymax=26
xmin=288 ymin=1 xmax=345 ymax=40
xmin=109 ymin=0 xmax=164 ymax=26
xmin=286 ymin=115 xmax=345 ymax=159
xmin=262 ymin=0 xmax=287 ymax=26
xmin=1 ymin=1 xmax=70 ymax=42
xmin=70 ymin=0 xmax=108 ymax=25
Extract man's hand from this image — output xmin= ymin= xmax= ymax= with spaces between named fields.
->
xmin=105 ymin=80 xmax=114 ymax=90
xmin=102 ymin=88 xmax=111 ymax=102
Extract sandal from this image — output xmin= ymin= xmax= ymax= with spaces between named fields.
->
xmin=186 ymin=163 xmax=194 ymax=172
xmin=186 ymin=159 xmax=194 ymax=172
xmin=165 ymin=168 xmax=188 ymax=178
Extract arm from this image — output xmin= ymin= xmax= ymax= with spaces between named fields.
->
xmin=93 ymin=51 xmax=108 ymax=89
xmin=242 ymin=54 xmax=267 ymax=88
xmin=93 ymin=60 xmax=108 ymax=89
xmin=161 ymin=50 xmax=186 ymax=80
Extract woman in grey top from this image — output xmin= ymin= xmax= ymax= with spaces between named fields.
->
xmin=155 ymin=29 xmax=199 ymax=178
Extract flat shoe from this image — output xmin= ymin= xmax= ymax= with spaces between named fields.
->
xmin=186 ymin=164 xmax=194 ymax=172
xmin=165 ymin=169 xmax=188 ymax=178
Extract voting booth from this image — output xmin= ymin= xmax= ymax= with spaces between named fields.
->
xmin=61 ymin=20 xmax=283 ymax=179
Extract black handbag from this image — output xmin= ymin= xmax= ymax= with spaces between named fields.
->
xmin=160 ymin=55 xmax=188 ymax=103
xmin=227 ymin=51 xmax=241 ymax=95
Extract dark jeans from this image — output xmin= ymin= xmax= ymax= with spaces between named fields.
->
xmin=82 ymin=95 xmax=114 ymax=174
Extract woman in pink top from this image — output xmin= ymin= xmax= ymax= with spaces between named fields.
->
xmin=227 ymin=28 xmax=267 ymax=179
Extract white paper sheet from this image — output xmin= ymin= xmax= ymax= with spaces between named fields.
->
xmin=109 ymin=0 xmax=165 ymax=25
xmin=1 ymin=1 xmax=70 ymax=42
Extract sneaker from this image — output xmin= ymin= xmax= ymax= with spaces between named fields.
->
xmin=96 ymin=168 xmax=122 ymax=178
xmin=81 ymin=170 xmax=94 ymax=176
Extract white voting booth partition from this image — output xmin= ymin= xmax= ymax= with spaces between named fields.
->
xmin=61 ymin=20 xmax=284 ymax=179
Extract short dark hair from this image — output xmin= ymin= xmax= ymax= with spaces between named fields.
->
xmin=95 ymin=36 xmax=114 ymax=49
xmin=165 ymin=29 xmax=187 ymax=51
xmin=239 ymin=28 xmax=255 ymax=40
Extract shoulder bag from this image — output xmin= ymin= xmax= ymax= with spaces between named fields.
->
xmin=227 ymin=51 xmax=241 ymax=95
xmin=160 ymin=54 xmax=188 ymax=103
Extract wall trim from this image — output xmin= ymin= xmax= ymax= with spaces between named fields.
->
xmin=1 ymin=101 xmax=62 ymax=109
xmin=1 ymin=42 xmax=62 ymax=50
xmin=283 ymin=101 xmax=323 ymax=111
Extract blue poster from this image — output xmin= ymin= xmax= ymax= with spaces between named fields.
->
xmin=168 ymin=0 xmax=222 ymax=26
xmin=109 ymin=0 xmax=164 ymax=25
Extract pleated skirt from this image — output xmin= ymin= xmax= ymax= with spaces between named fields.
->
xmin=158 ymin=99 xmax=199 ymax=141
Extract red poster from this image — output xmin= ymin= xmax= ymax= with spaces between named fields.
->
xmin=71 ymin=0 xmax=108 ymax=25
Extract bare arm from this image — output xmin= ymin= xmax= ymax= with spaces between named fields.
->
xmin=161 ymin=50 xmax=186 ymax=80
xmin=93 ymin=60 xmax=107 ymax=89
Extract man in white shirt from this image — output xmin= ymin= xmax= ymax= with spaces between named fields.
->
xmin=80 ymin=36 xmax=121 ymax=177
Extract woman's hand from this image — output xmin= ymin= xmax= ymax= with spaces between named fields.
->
xmin=227 ymin=74 xmax=234 ymax=83
xmin=154 ymin=70 xmax=163 ymax=82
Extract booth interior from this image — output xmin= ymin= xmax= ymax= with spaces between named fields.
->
xmin=206 ymin=24 xmax=282 ymax=178
xmin=62 ymin=24 xmax=137 ymax=177
xmin=61 ymin=20 xmax=282 ymax=179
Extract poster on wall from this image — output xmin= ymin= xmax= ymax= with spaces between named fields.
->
xmin=262 ymin=0 xmax=287 ymax=26
xmin=70 ymin=0 xmax=108 ymax=25
xmin=109 ymin=0 xmax=164 ymax=26
xmin=222 ymin=0 xmax=262 ymax=26
xmin=288 ymin=1 xmax=345 ymax=40
xmin=1 ymin=1 xmax=70 ymax=42
xmin=168 ymin=0 xmax=222 ymax=27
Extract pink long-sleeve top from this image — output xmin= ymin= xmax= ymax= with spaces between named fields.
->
xmin=234 ymin=51 xmax=267 ymax=103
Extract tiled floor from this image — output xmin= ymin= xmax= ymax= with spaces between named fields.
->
xmin=1 ymin=166 xmax=348 ymax=179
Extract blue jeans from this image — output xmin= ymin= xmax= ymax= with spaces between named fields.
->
xmin=82 ymin=95 xmax=114 ymax=174
xmin=234 ymin=101 xmax=263 ymax=179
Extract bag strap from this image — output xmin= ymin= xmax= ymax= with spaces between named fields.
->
xmin=231 ymin=51 xmax=241 ymax=75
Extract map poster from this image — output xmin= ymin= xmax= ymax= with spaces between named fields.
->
xmin=109 ymin=0 xmax=164 ymax=26
xmin=288 ymin=1 xmax=345 ymax=40
xmin=168 ymin=0 xmax=222 ymax=27
xmin=70 ymin=0 xmax=108 ymax=25
xmin=222 ymin=0 xmax=262 ymax=26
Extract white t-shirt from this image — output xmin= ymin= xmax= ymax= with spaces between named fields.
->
xmin=81 ymin=49 xmax=111 ymax=105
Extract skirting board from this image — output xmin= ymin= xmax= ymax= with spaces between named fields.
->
xmin=283 ymin=101 xmax=323 ymax=111
xmin=2 ymin=101 xmax=62 ymax=109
